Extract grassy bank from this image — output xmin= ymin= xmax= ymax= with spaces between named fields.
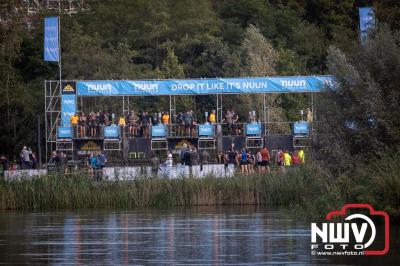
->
xmin=0 ymin=161 xmax=398 ymax=220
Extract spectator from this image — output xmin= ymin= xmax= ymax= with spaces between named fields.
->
xmin=162 ymin=111 xmax=170 ymax=125
xmin=256 ymin=149 xmax=263 ymax=173
xmin=104 ymin=112 xmax=111 ymax=126
xmin=150 ymin=152 xmax=160 ymax=176
xmin=298 ymin=149 xmax=305 ymax=164
xmin=247 ymin=150 xmax=255 ymax=173
xmin=31 ymin=153 xmax=38 ymax=169
xmin=166 ymin=150 xmax=173 ymax=167
xmin=78 ymin=112 xmax=87 ymax=138
xmin=128 ymin=111 xmax=139 ymax=137
xmin=141 ymin=112 xmax=150 ymax=137
xmin=70 ymin=113 xmax=79 ymax=137
xmin=91 ymin=152 xmax=101 ymax=180
xmin=227 ymin=147 xmax=238 ymax=167
xmin=240 ymin=148 xmax=248 ymax=173
xmin=98 ymin=151 xmax=107 ymax=169
xmin=306 ymin=108 xmax=313 ymax=123
xmin=118 ymin=115 xmax=126 ymax=137
xmin=0 ymin=154 xmax=9 ymax=177
xmin=232 ymin=112 xmax=240 ymax=135
xmin=184 ymin=111 xmax=193 ymax=136
xmin=260 ymin=146 xmax=271 ymax=174
xmin=225 ymin=110 xmax=234 ymax=135
xmin=177 ymin=112 xmax=185 ymax=136
xmin=180 ymin=143 xmax=187 ymax=165
xmin=292 ymin=152 xmax=300 ymax=165
xmin=209 ymin=110 xmax=216 ymax=124
xmin=200 ymin=149 xmax=209 ymax=171
xmin=191 ymin=148 xmax=199 ymax=166
xmin=283 ymin=150 xmax=292 ymax=167
xmin=190 ymin=110 xmax=197 ymax=136
xmin=276 ymin=148 xmax=285 ymax=173
xmin=183 ymin=147 xmax=191 ymax=166
xmin=20 ymin=146 xmax=32 ymax=169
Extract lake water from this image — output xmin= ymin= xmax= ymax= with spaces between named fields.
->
xmin=0 ymin=207 xmax=398 ymax=265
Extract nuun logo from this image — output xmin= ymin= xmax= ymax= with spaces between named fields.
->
xmin=281 ymin=80 xmax=306 ymax=87
xmin=88 ymin=84 xmax=112 ymax=93
xmin=63 ymin=99 xmax=75 ymax=105
xmin=135 ymin=83 xmax=158 ymax=93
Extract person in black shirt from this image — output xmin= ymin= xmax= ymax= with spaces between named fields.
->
xmin=141 ymin=112 xmax=150 ymax=137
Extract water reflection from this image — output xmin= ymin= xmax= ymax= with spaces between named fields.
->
xmin=0 ymin=208 xmax=397 ymax=265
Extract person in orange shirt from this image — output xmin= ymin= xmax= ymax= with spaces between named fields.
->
xmin=162 ymin=111 xmax=170 ymax=125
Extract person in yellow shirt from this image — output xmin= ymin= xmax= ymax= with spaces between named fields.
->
xmin=298 ymin=149 xmax=305 ymax=164
xmin=118 ymin=115 xmax=126 ymax=137
xmin=283 ymin=151 xmax=292 ymax=167
xmin=162 ymin=112 xmax=170 ymax=125
xmin=70 ymin=113 xmax=79 ymax=137
xmin=209 ymin=110 xmax=216 ymax=124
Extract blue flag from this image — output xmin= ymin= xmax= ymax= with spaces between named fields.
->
xmin=359 ymin=7 xmax=375 ymax=41
xmin=44 ymin=17 xmax=59 ymax=62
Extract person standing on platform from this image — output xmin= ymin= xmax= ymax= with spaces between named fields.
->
xmin=177 ymin=112 xmax=184 ymax=136
xmin=118 ymin=115 xmax=126 ymax=138
xmin=79 ymin=112 xmax=86 ymax=138
xmin=209 ymin=110 xmax=216 ymax=124
xmin=162 ymin=112 xmax=170 ymax=125
xmin=190 ymin=110 xmax=197 ymax=136
xmin=141 ymin=112 xmax=150 ymax=137
xmin=70 ymin=113 xmax=79 ymax=137
xmin=184 ymin=111 xmax=193 ymax=136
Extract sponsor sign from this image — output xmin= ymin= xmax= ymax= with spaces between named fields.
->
xmin=75 ymin=140 xmax=103 ymax=155
xmin=104 ymin=125 xmax=119 ymax=138
xmin=62 ymin=81 xmax=76 ymax=95
xmin=44 ymin=17 xmax=59 ymax=62
xmin=245 ymin=123 xmax=261 ymax=136
xmin=61 ymin=94 xmax=76 ymax=127
xmin=57 ymin=127 xmax=72 ymax=139
xmin=151 ymin=125 xmax=167 ymax=138
xmin=311 ymin=204 xmax=389 ymax=256
xmin=198 ymin=124 xmax=214 ymax=137
xmin=76 ymin=76 xmax=334 ymax=96
xmin=293 ymin=121 xmax=309 ymax=135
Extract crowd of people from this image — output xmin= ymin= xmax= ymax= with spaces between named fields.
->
xmin=216 ymin=145 xmax=305 ymax=174
xmin=67 ymin=108 xmax=263 ymax=138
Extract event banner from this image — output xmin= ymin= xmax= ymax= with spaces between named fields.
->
xmin=61 ymin=94 xmax=76 ymax=127
xmin=77 ymin=76 xmax=334 ymax=96
xmin=62 ymin=82 xmax=76 ymax=95
xmin=359 ymin=7 xmax=375 ymax=41
xmin=44 ymin=17 xmax=59 ymax=62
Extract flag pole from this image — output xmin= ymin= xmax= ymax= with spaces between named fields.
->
xmin=58 ymin=15 xmax=62 ymax=93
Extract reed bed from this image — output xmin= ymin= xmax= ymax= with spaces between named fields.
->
xmin=1 ymin=159 xmax=398 ymax=220
xmin=0 ymin=164 xmax=339 ymax=212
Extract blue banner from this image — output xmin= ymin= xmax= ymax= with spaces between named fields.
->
xmin=44 ymin=17 xmax=59 ymax=62
xmin=57 ymin=127 xmax=72 ymax=139
xmin=77 ymin=76 xmax=334 ymax=96
xmin=293 ymin=122 xmax=309 ymax=135
xmin=198 ymin=124 xmax=214 ymax=137
xmin=245 ymin=123 xmax=261 ymax=136
xmin=359 ymin=7 xmax=375 ymax=41
xmin=61 ymin=95 xmax=76 ymax=127
xmin=151 ymin=125 xmax=167 ymax=138
xmin=104 ymin=125 xmax=119 ymax=138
